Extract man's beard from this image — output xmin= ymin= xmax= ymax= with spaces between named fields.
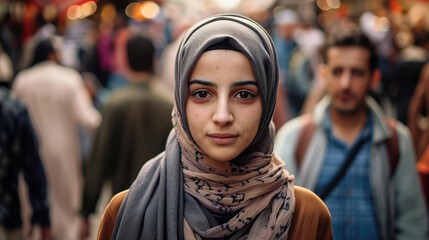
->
xmin=332 ymin=91 xmax=366 ymax=116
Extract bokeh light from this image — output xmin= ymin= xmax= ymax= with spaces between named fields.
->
xmin=101 ymin=3 xmax=116 ymax=23
xmin=316 ymin=0 xmax=331 ymax=11
xmin=67 ymin=1 xmax=97 ymax=20
xmin=43 ymin=4 xmax=58 ymax=22
xmin=67 ymin=5 xmax=81 ymax=20
xmin=81 ymin=1 xmax=97 ymax=17
xmin=140 ymin=1 xmax=160 ymax=19
xmin=215 ymin=0 xmax=241 ymax=10
xmin=125 ymin=2 xmax=139 ymax=18
xmin=327 ymin=0 xmax=341 ymax=10
xmin=125 ymin=1 xmax=160 ymax=21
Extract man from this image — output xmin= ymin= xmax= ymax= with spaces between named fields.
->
xmin=0 ymin=87 xmax=50 ymax=240
xmin=274 ymin=28 xmax=428 ymax=239
xmin=12 ymin=38 xmax=101 ymax=240
xmin=80 ymin=34 xmax=173 ymax=238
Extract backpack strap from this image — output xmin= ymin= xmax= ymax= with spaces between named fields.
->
xmin=294 ymin=114 xmax=400 ymax=177
xmin=295 ymin=114 xmax=316 ymax=168
xmin=385 ymin=118 xmax=400 ymax=177
xmin=295 ymin=115 xmax=399 ymax=172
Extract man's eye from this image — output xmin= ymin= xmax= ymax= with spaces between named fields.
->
xmin=351 ymin=69 xmax=365 ymax=77
xmin=332 ymin=68 xmax=343 ymax=76
xmin=192 ymin=90 xmax=211 ymax=99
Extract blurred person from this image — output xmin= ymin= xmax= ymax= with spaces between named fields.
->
xmin=104 ymin=13 xmax=130 ymax=91
xmin=388 ymin=23 xmax=429 ymax=125
xmin=272 ymin=9 xmax=301 ymax=118
xmin=360 ymin=11 xmax=396 ymax=96
xmin=12 ymin=38 xmax=101 ymax=240
xmin=16 ymin=19 xmax=57 ymax=73
xmin=292 ymin=21 xmax=325 ymax=84
xmin=0 ymin=13 xmax=19 ymax=67
xmin=288 ymin=21 xmax=325 ymax=117
xmin=396 ymin=27 xmax=428 ymax=62
xmin=390 ymin=60 xmax=428 ymax=125
xmin=0 ymin=43 xmax=13 ymax=88
xmin=0 ymin=86 xmax=51 ymax=240
xmin=80 ymin=34 xmax=173 ymax=239
xmin=61 ymin=19 xmax=98 ymax=72
xmin=408 ymin=62 xmax=429 ymax=160
xmin=272 ymin=10 xmax=322 ymax=129
xmin=408 ymin=62 xmax=429 ymax=211
xmin=81 ymin=21 xmax=110 ymax=91
xmin=275 ymin=27 xmax=428 ymax=239
xmin=97 ymin=13 xmax=332 ymax=240
xmin=81 ymin=72 xmax=104 ymax=111
xmin=298 ymin=18 xmax=356 ymax=117
xmin=79 ymin=72 xmax=105 ymax=167
xmin=418 ymin=146 xmax=429 ymax=213
xmin=157 ymin=14 xmax=199 ymax=97
xmin=92 ymin=21 xmax=114 ymax=88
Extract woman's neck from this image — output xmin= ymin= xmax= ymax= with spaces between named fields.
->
xmin=203 ymin=156 xmax=231 ymax=171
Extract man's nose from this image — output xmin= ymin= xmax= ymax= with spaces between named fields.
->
xmin=339 ymin=71 xmax=352 ymax=88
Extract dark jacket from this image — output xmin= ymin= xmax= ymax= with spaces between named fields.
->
xmin=0 ymin=87 xmax=50 ymax=229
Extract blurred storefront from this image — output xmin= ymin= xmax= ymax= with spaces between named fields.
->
xmin=0 ymin=0 xmax=427 ymax=65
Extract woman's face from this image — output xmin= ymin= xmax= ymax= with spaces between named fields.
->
xmin=186 ymin=49 xmax=262 ymax=170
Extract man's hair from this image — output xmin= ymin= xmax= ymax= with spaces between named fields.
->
xmin=321 ymin=28 xmax=378 ymax=72
xmin=126 ymin=34 xmax=154 ymax=72
xmin=31 ymin=39 xmax=55 ymax=67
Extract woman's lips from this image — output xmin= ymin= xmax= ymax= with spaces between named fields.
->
xmin=207 ymin=133 xmax=238 ymax=145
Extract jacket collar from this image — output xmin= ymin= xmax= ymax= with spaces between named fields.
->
xmin=313 ymin=96 xmax=392 ymax=143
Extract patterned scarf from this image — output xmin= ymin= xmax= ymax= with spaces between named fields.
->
xmin=172 ymin=107 xmax=295 ymax=239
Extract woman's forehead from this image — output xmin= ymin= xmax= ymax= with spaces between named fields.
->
xmin=189 ymin=50 xmax=256 ymax=84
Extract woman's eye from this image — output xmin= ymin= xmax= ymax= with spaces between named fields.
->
xmin=236 ymin=91 xmax=254 ymax=99
xmin=192 ymin=90 xmax=211 ymax=99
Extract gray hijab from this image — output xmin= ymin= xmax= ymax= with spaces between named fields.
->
xmin=112 ymin=14 xmax=281 ymax=240
xmin=175 ymin=13 xmax=278 ymax=151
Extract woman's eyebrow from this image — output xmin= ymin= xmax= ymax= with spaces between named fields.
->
xmin=188 ymin=79 xmax=216 ymax=87
xmin=232 ymin=80 xmax=258 ymax=87
xmin=188 ymin=79 xmax=257 ymax=87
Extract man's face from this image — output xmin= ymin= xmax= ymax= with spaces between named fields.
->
xmin=321 ymin=46 xmax=375 ymax=115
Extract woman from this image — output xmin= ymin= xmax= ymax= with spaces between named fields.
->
xmin=97 ymin=14 xmax=332 ymax=240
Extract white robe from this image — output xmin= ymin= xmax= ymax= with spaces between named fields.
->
xmin=13 ymin=61 xmax=100 ymax=240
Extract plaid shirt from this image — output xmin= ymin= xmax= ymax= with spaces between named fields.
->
xmin=314 ymin=111 xmax=379 ymax=240
xmin=0 ymin=87 xmax=50 ymax=229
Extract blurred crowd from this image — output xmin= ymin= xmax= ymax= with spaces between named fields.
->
xmin=0 ymin=0 xmax=428 ymax=239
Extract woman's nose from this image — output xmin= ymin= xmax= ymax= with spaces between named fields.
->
xmin=212 ymin=97 xmax=233 ymax=126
